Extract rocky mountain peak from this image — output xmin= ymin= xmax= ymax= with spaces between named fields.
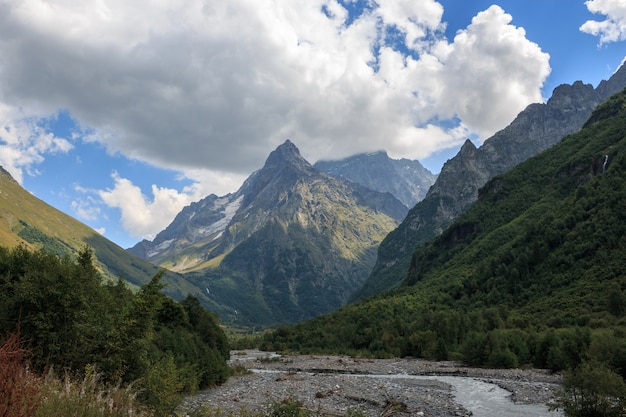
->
xmin=314 ymin=150 xmax=436 ymax=208
xmin=128 ymin=139 xmax=409 ymax=325
xmin=458 ymin=139 xmax=477 ymax=158
xmin=547 ymin=81 xmax=596 ymax=109
xmin=238 ymin=139 xmax=320 ymax=209
xmin=597 ymin=61 xmax=626 ymax=98
xmin=263 ymin=139 xmax=313 ymax=175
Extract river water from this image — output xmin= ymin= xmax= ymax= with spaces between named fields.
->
xmin=352 ymin=373 xmax=562 ymax=417
xmin=421 ymin=375 xmax=560 ymax=417
xmin=253 ymin=370 xmax=562 ymax=417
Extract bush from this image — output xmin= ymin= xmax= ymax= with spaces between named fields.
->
xmin=267 ymin=396 xmax=311 ymax=417
xmin=487 ymin=349 xmax=518 ymax=369
xmin=0 ymin=330 xmax=150 ymax=417
xmin=0 ymin=330 xmax=42 ymax=417
xmin=550 ymin=360 xmax=626 ymax=417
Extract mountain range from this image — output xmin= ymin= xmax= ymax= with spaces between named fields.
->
xmin=0 ymin=137 xmax=433 ymax=328
xmin=353 ymin=62 xmax=626 ymax=300
xmin=1 ymin=63 xmax=624 ymax=330
xmin=130 ymin=140 xmax=410 ymax=326
xmin=314 ymin=151 xmax=436 ymax=208
xmin=262 ymin=85 xmax=626 ymax=368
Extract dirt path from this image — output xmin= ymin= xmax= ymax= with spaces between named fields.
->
xmin=181 ymin=350 xmax=561 ymax=417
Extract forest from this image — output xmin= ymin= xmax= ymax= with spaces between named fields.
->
xmin=0 ymin=245 xmax=230 ymax=416
xmin=260 ymin=89 xmax=626 ymax=415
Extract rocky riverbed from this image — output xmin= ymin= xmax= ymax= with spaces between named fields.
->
xmin=181 ymin=350 xmax=562 ymax=417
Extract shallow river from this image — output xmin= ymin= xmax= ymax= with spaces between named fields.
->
xmin=355 ymin=373 xmax=562 ymax=417
xmin=438 ymin=376 xmax=560 ymax=417
xmin=254 ymin=369 xmax=562 ymax=417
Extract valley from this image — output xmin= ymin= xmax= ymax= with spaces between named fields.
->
xmin=3 ymin=4 xmax=626 ymax=417
xmin=181 ymin=350 xmax=561 ymax=417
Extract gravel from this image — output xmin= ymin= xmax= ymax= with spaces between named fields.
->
xmin=180 ymin=350 xmax=561 ymax=417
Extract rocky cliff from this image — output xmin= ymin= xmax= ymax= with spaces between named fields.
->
xmin=314 ymin=151 xmax=436 ymax=208
xmin=353 ymin=63 xmax=626 ymax=300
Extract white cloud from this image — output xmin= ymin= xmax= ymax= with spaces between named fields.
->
xmin=70 ymin=193 xmax=103 ymax=222
xmin=0 ymin=1 xmax=552 ymax=239
xmin=98 ymin=172 xmax=207 ymax=240
xmin=0 ymin=103 xmax=73 ymax=183
xmin=375 ymin=0 xmax=445 ymax=51
xmin=0 ymin=0 xmax=550 ymax=171
xmin=581 ymin=0 xmax=626 ymax=44
xmin=431 ymin=6 xmax=550 ymax=138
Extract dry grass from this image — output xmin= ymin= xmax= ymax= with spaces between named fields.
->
xmin=34 ymin=366 xmax=153 ymax=417
xmin=0 ymin=331 xmax=153 ymax=417
xmin=0 ymin=330 xmax=43 ymax=417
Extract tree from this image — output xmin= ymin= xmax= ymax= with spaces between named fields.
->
xmin=551 ymin=360 xmax=626 ymax=417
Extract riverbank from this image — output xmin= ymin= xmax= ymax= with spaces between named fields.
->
xmin=181 ymin=350 xmax=562 ymax=417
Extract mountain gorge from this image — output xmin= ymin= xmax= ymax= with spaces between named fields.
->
xmin=131 ymin=140 xmax=408 ymax=326
xmin=354 ymin=63 xmax=626 ymax=300
xmin=265 ymin=87 xmax=626 ymax=370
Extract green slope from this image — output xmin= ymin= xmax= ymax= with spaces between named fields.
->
xmin=263 ymin=89 xmax=626 ymax=370
xmin=0 ymin=169 xmax=193 ymax=294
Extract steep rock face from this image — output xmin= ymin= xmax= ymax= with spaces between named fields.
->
xmin=128 ymin=193 xmax=242 ymax=263
xmin=354 ymin=63 xmax=626 ymax=300
xmin=314 ymin=151 xmax=437 ymax=208
xmin=131 ymin=140 xmax=407 ymax=325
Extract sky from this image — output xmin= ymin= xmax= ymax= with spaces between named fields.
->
xmin=0 ymin=0 xmax=625 ymax=249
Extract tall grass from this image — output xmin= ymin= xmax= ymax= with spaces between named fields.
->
xmin=34 ymin=366 xmax=152 ymax=417
xmin=0 ymin=330 xmax=42 ymax=417
xmin=0 ymin=331 xmax=152 ymax=417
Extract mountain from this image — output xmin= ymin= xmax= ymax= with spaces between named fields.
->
xmin=314 ymin=151 xmax=437 ymax=208
xmin=130 ymin=140 xmax=407 ymax=326
xmin=353 ymin=63 xmax=626 ymax=300
xmin=263 ymin=88 xmax=626 ymax=370
xmin=0 ymin=166 xmax=193 ymax=294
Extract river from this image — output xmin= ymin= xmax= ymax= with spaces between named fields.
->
xmin=183 ymin=351 xmax=563 ymax=417
xmin=384 ymin=374 xmax=561 ymax=417
xmin=252 ymin=370 xmax=563 ymax=416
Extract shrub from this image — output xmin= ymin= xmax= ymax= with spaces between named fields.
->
xmin=0 ymin=330 xmax=42 ymax=417
xmin=267 ymin=396 xmax=311 ymax=417
xmin=550 ymin=360 xmax=626 ymax=417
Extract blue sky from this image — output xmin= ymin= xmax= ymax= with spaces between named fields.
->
xmin=0 ymin=0 xmax=625 ymax=249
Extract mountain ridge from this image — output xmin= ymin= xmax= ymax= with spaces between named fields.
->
xmin=130 ymin=140 xmax=407 ymax=325
xmin=0 ymin=167 xmax=197 ymax=297
xmin=314 ymin=151 xmax=436 ymax=208
xmin=262 ymin=87 xmax=626 ymax=370
xmin=353 ymin=62 xmax=626 ymax=300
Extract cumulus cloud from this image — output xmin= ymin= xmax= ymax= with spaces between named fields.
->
xmin=432 ymin=6 xmax=550 ymax=137
xmin=0 ymin=0 xmax=552 ymax=239
xmin=0 ymin=104 xmax=73 ymax=183
xmin=98 ymin=172 xmax=209 ymax=240
xmin=0 ymin=0 xmax=549 ymax=169
xmin=581 ymin=0 xmax=626 ymax=44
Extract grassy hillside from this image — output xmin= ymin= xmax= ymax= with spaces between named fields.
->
xmin=262 ymin=89 xmax=626 ymax=373
xmin=0 ymin=169 xmax=195 ymax=295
